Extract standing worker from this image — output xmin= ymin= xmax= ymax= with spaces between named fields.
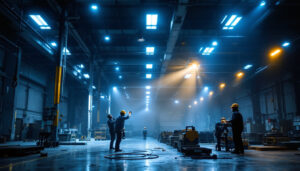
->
xmin=107 ymin=114 xmax=115 ymax=150
xmin=115 ymin=110 xmax=131 ymax=152
xmin=229 ymin=103 xmax=244 ymax=154
xmin=143 ymin=127 xmax=147 ymax=140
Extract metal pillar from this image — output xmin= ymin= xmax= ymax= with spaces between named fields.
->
xmin=87 ymin=59 xmax=94 ymax=139
xmin=108 ymin=93 xmax=111 ymax=114
xmin=52 ymin=7 xmax=68 ymax=143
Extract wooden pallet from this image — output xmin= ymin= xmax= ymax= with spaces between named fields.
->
xmin=249 ymin=145 xmax=289 ymax=151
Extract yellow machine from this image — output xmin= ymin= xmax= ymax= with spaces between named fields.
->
xmin=177 ymin=126 xmax=212 ymax=156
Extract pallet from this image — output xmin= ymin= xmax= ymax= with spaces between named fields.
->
xmin=0 ymin=145 xmax=44 ymax=157
xmin=249 ymin=145 xmax=289 ymax=151
xmin=59 ymin=142 xmax=86 ymax=145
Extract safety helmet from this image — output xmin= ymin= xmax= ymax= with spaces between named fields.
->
xmin=120 ymin=110 xmax=126 ymax=115
xmin=221 ymin=117 xmax=226 ymax=123
xmin=231 ymin=103 xmax=239 ymax=108
xmin=107 ymin=114 xmax=112 ymax=119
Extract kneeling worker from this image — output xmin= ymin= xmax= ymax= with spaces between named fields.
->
xmin=107 ymin=114 xmax=115 ymax=150
xmin=115 ymin=110 xmax=131 ymax=152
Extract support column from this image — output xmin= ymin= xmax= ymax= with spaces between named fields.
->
xmin=108 ymin=93 xmax=111 ymax=115
xmin=87 ymin=59 xmax=94 ymax=139
xmin=52 ymin=7 xmax=68 ymax=143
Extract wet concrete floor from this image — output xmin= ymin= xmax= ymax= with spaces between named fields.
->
xmin=0 ymin=137 xmax=300 ymax=170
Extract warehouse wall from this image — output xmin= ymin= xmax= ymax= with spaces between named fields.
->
xmin=206 ymin=71 xmax=299 ymax=134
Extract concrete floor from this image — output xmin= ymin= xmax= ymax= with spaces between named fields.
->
xmin=0 ymin=137 xmax=300 ymax=171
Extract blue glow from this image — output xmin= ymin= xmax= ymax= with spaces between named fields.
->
xmin=118 ymin=75 xmax=122 ymax=79
xmin=115 ymin=67 xmax=120 ymax=71
xmin=225 ymin=15 xmax=237 ymax=26
xmin=260 ymin=1 xmax=266 ymax=6
xmin=91 ymin=4 xmax=98 ymax=11
xmin=231 ymin=17 xmax=242 ymax=26
xmin=204 ymin=86 xmax=209 ymax=91
xmin=146 ymin=74 xmax=152 ymax=79
xmin=29 ymin=15 xmax=51 ymax=30
xmin=104 ymin=36 xmax=110 ymax=41
xmin=50 ymin=42 xmax=57 ymax=47
xmin=244 ymin=64 xmax=253 ymax=70
xmin=146 ymin=64 xmax=153 ymax=69
xmin=174 ymin=100 xmax=179 ymax=104
xmin=221 ymin=15 xmax=227 ymax=24
xmin=145 ymin=86 xmax=151 ymax=89
xmin=282 ymin=42 xmax=290 ymax=47
xmin=78 ymin=64 xmax=84 ymax=69
xmin=146 ymin=47 xmax=155 ymax=55
xmin=100 ymin=96 xmax=105 ymax=99
xmin=83 ymin=74 xmax=90 ymax=79
xmin=113 ymin=86 xmax=117 ymax=91
xmin=146 ymin=14 xmax=158 ymax=30
xmin=222 ymin=15 xmax=242 ymax=30
xmin=212 ymin=41 xmax=218 ymax=46
xmin=92 ymin=86 xmax=96 ymax=89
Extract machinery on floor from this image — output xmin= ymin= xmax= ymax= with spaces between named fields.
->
xmin=160 ymin=126 xmax=216 ymax=159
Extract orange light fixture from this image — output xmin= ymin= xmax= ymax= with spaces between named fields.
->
xmin=236 ymin=72 xmax=244 ymax=78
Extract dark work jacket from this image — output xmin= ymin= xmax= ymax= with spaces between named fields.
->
xmin=107 ymin=118 xmax=115 ymax=133
xmin=215 ymin=122 xmax=224 ymax=137
xmin=115 ymin=115 xmax=129 ymax=132
xmin=230 ymin=111 xmax=244 ymax=133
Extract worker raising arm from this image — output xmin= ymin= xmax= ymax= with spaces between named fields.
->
xmin=114 ymin=110 xmax=131 ymax=152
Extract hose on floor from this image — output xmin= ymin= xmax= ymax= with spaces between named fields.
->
xmin=104 ymin=149 xmax=161 ymax=160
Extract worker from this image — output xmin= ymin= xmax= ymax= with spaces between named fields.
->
xmin=107 ymin=114 xmax=115 ymax=150
xmin=143 ymin=127 xmax=147 ymax=140
xmin=229 ymin=103 xmax=244 ymax=154
xmin=215 ymin=117 xmax=229 ymax=151
xmin=115 ymin=110 xmax=131 ymax=152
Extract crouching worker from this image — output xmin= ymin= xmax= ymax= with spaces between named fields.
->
xmin=107 ymin=114 xmax=115 ymax=150
xmin=115 ymin=110 xmax=131 ymax=152
xmin=215 ymin=117 xmax=229 ymax=151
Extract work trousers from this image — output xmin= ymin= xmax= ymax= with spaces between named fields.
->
xmin=115 ymin=131 xmax=123 ymax=150
xmin=233 ymin=131 xmax=244 ymax=153
xmin=109 ymin=131 xmax=115 ymax=149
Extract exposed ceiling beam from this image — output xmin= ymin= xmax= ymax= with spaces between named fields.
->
xmin=160 ymin=0 xmax=188 ymax=75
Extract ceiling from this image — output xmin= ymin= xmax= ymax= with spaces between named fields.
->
xmin=1 ymin=0 xmax=300 ymax=98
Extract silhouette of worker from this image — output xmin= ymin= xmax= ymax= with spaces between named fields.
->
xmin=107 ymin=114 xmax=115 ymax=150
xmin=143 ymin=127 xmax=147 ymax=140
xmin=230 ymin=103 xmax=244 ymax=154
xmin=115 ymin=110 xmax=131 ymax=152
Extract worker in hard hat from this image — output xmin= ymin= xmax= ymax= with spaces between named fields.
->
xmin=107 ymin=114 xmax=115 ymax=150
xmin=143 ymin=127 xmax=147 ymax=140
xmin=114 ymin=110 xmax=131 ymax=152
xmin=215 ymin=117 xmax=229 ymax=151
xmin=229 ymin=103 xmax=244 ymax=154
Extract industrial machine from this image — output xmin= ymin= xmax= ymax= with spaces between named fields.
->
xmin=94 ymin=124 xmax=107 ymax=140
xmin=37 ymin=107 xmax=58 ymax=147
xmin=176 ymin=126 xmax=213 ymax=157
xmin=158 ymin=131 xmax=173 ymax=144
xmin=58 ymin=128 xmax=78 ymax=141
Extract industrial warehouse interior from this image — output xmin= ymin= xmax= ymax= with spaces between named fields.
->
xmin=0 ymin=0 xmax=300 ymax=170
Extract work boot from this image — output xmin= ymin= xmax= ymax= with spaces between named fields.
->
xmin=231 ymin=150 xmax=240 ymax=154
xmin=115 ymin=149 xmax=122 ymax=152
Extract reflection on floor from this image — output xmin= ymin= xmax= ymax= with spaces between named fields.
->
xmin=0 ymin=137 xmax=300 ymax=170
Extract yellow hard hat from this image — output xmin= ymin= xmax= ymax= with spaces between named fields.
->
xmin=221 ymin=117 xmax=226 ymax=120
xmin=120 ymin=110 xmax=126 ymax=115
xmin=231 ymin=103 xmax=239 ymax=108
